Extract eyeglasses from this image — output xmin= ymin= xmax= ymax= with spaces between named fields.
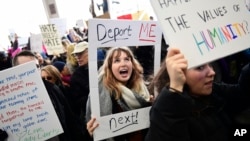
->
xmin=74 ymin=50 xmax=87 ymax=57
xmin=42 ymin=76 xmax=53 ymax=81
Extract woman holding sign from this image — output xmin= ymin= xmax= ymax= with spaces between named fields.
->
xmin=86 ymin=46 xmax=152 ymax=141
xmin=145 ymin=48 xmax=250 ymax=141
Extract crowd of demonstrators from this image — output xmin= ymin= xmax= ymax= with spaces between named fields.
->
xmin=1 ymin=26 xmax=250 ymax=141
xmin=145 ymin=48 xmax=250 ymax=141
xmin=86 ymin=46 xmax=153 ymax=141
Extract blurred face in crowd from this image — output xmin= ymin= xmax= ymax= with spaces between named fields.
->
xmin=111 ymin=50 xmax=133 ymax=85
xmin=185 ymin=64 xmax=215 ymax=96
xmin=35 ymin=53 xmax=44 ymax=65
xmin=61 ymin=65 xmax=71 ymax=76
xmin=41 ymin=70 xmax=55 ymax=84
xmin=74 ymin=49 xmax=88 ymax=66
xmin=15 ymin=56 xmax=40 ymax=68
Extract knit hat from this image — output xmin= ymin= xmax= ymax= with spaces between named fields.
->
xmin=53 ymin=61 xmax=65 ymax=72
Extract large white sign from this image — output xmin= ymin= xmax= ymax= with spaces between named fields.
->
xmin=88 ymin=19 xmax=162 ymax=141
xmin=0 ymin=62 xmax=63 ymax=141
xmin=151 ymin=0 xmax=250 ymax=68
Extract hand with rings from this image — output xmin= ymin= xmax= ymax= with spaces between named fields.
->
xmin=86 ymin=117 xmax=99 ymax=136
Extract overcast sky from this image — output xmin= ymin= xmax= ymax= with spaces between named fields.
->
xmin=0 ymin=0 xmax=154 ymax=50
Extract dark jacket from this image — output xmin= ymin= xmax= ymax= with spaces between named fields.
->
xmin=145 ymin=63 xmax=250 ymax=141
xmin=0 ymin=129 xmax=8 ymax=141
xmin=69 ymin=64 xmax=89 ymax=116
xmin=68 ymin=64 xmax=91 ymax=140
xmin=43 ymin=80 xmax=85 ymax=141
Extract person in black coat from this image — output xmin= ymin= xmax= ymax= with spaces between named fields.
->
xmin=68 ymin=42 xmax=89 ymax=117
xmin=68 ymin=41 xmax=92 ymax=140
xmin=145 ymin=48 xmax=250 ymax=141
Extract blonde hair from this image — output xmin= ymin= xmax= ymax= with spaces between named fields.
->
xmin=66 ymin=43 xmax=78 ymax=66
xmin=41 ymin=65 xmax=62 ymax=85
xmin=62 ymin=39 xmax=71 ymax=52
xmin=100 ymin=46 xmax=144 ymax=99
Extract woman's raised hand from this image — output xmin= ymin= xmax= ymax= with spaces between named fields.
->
xmin=166 ymin=48 xmax=188 ymax=92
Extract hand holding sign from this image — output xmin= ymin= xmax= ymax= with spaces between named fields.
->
xmin=88 ymin=19 xmax=162 ymax=141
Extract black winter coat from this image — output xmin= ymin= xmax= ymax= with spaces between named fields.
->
xmin=145 ymin=63 xmax=250 ymax=141
xmin=69 ymin=64 xmax=89 ymax=117
xmin=68 ymin=64 xmax=91 ymax=141
xmin=43 ymin=80 xmax=85 ymax=141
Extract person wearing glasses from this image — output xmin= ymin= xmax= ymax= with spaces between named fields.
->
xmin=40 ymin=64 xmax=69 ymax=95
xmin=68 ymin=41 xmax=89 ymax=116
xmin=68 ymin=41 xmax=92 ymax=140
xmin=9 ymin=50 xmax=86 ymax=141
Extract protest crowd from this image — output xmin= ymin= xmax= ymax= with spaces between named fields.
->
xmin=0 ymin=24 xmax=250 ymax=141
xmin=1 ymin=1 xmax=250 ymax=141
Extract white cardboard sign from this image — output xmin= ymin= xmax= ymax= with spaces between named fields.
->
xmin=150 ymin=0 xmax=250 ymax=68
xmin=0 ymin=61 xmax=63 ymax=141
xmin=49 ymin=18 xmax=67 ymax=37
xmin=88 ymin=19 xmax=162 ymax=141
xmin=39 ymin=24 xmax=64 ymax=55
xmin=30 ymin=34 xmax=43 ymax=53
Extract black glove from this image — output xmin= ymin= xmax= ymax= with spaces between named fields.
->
xmin=0 ymin=129 xmax=8 ymax=141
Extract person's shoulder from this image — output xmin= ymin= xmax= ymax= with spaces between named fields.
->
xmin=42 ymin=79 xmax=63 ymax=94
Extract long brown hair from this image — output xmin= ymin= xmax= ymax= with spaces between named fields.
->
xmin=100 ymin=46 xmax=144 ymax=99
xmin=148 ymin=60 xmax=170 ymax=97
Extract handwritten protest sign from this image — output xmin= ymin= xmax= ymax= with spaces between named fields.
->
xmin=39 ymin=24 xmax=64 ymax=55
xmin=150 ymin=0 xmax=250 ymax=68
xmin=88 ymin=19 xmax=162 ymax=141
xmin=0 ymin=62 xmax=63 ymax=141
